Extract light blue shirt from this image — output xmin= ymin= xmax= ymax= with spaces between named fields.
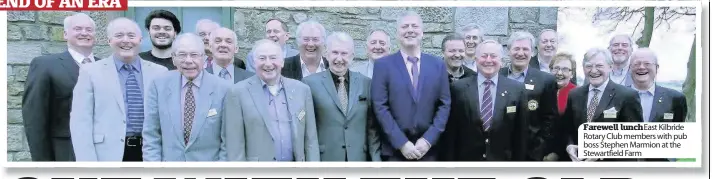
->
xmin=507 ymin=66 xmax=528 ymax=83
xmin=246 ymin=45 xmax=299 ymax=72
xmin=261 ymin=78 xmax=294 ymax=161
xmin=635 ymin=85 xmax=655 ymax=122
xmin=477 ymin=73 xmax=499 ymax=112
xmin=113 ymin=55 xmax=144 ymax=136
xmin=587 ymin=79 xmax=609 ymax=112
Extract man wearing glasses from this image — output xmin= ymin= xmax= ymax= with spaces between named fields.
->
xmin=142 ymin=33 xmax=231 ymax=161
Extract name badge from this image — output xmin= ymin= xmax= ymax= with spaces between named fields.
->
xmin=603 ymin=107 xmax=617 ymax=118
xmin=525 ymin=84 xmax=535 ymax=90
xmin=208 ymin=109 xmax=217 ymax=117
xmin=664 ymin=113 xmax=674 ymax=120
xmin=506 ymin=106 xmax=516 ymax=113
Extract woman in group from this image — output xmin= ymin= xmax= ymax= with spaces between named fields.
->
xmin=549 ymin=53 xmax=577 ymax=114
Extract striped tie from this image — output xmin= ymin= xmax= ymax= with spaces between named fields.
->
xmin=480 ymin=80 xmax=494 ymax=131
xmin=219 ymin=68 xmax=232 ymax=81
xmin=123 ymin=64 xmax=144 ymax=136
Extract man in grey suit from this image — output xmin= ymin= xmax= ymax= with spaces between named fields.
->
xmin=70 ymin=18 xmax=168 ymax=161
xmin=142 ymin=33 xmax=230 ymax=161
xmin=303 ymin=32 xmax=381 ymax=161
xmin=22 ymin=13 xmax=100 ymax=161
xmin=205 ymin=27 xmax=254 ymax=83
xmin=224 ymin=39 xmax=319 ymax=161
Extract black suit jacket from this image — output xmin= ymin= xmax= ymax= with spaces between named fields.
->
xmin=529 ymin=55 xmax=577 ymax=85
xmin=647 ymin=85 xmax=688 ymax=122
xmin=22 ymin=51 xmax=101 ymax=161
xmin=233 ymin=57 xmax=246 ymax=70
xmin=441 ymin=75 xmax=528 ymax=161
xmin=205 ymin=59 xmax=254 ymax=84
xmin=281 ymin=54 xmax=329 ymax=81
xmin=499 ymin=67 xmax=559 ymax=161
xmin=448 ymin=66 xmax=477 ymax=83
xmin=552 ymin=80 xmax=643 ymax=160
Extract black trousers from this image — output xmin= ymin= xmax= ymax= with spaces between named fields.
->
xmin=122 ymin=136 xmax=143 ymax=161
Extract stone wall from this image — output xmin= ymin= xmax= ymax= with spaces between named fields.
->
xmin=6 ymin=7 xmax=557 ymax=161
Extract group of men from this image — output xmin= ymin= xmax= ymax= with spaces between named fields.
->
xmin=21 ymin=9 xmax=688 ymax=162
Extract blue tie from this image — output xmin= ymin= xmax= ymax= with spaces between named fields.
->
xmin=123 ymin=64 xmax=144 ymax=136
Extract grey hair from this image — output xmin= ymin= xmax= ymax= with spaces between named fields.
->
xmin=583 ymin=47 xmax=614 ymax=65
xmin=608 ymin=34 xmax=634 ymax=47
xmin=326 ymin=32 xmax=355 ymax=53
xmin=507 ymin=31 xmax=536 ymax=50
xmin=537 ymin=29 xmax=557 ymax=44
xmin=476 ymin=39 xmax=505 ymax=59
xmin=295 ymin=20 xmax=327 ymax=44
xmin=209 ymin=27 xmax=238 ymax=44
xmin=195 ymin=19 xmax=220 ymax=33
xmin=630 ymin=48 xmax=658 ymax=64
xmin=457 ymin=23 xmax=485 ymax=38
xmin=106 ymin=17 xmax=141 ymax=39
xmin=367 ymin=29 xmax=391 ymax=43
xmin=253 ymin=39 xmax=284 ymax=59
xmin=63 ymin=13 xmax=96 ymax=32
xmin=396 ymin=11 xmax=423 ymax=28
xmin=172 ymin=33 xmax=206 ymax=54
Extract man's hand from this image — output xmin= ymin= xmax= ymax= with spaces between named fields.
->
xmin=414 ymin=138 xmax=431 ymax=158
xmin=400 ymin=141 xmax=421 ymax=160
xmin=566 ymin=145 xmax=581 ymax=161
xmin=543 ymin=153 xmax=559 ymax=161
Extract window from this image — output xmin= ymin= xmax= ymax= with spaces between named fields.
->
xmin=125 ymin=7 xmax=234 ymax=52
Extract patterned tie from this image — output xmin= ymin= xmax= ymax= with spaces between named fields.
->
xmin=337 ymin=76 xmax=348 ymax=115
xmin=480 ymin=80 xmax=494 ymax=131
xmin=586 ymin=89 xmax=601 ymax=122
xmin=123 ymin=64 xmax=144 ymax=135
xmin=81 ymin=57 xmax=92 ymax=64
xmin=219 ymin=68 xmax=232 ymax=81
xmin=183 ymin=81 xmax=196 ymax=144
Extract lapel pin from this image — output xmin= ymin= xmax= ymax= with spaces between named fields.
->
xmin=658 ymin=98 xmax=662 ymax=103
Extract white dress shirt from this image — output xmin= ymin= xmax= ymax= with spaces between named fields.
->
xmin=587 ymin=79 xmax=610 ymax=111
xmin=400 ymin=50 xmax=421 ymax=84
xmin=68 ymin=48 xmax=95 ymax=67
xmin=300 ymin=57 xmax=326 ymax=78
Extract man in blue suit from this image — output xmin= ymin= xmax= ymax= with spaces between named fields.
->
xmin=371 ymin=11 xmax=451 ymax=161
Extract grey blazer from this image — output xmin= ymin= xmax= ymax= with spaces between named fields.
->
xmin=224 ymin=76 xmax=320 ymax=161
xmin=142 ymin=71 xmax=231 ymax=161
xmin=70 ymin=56 xmax=167 ymax=161
xmin=302 ymin=71 xmax=381 ymax=161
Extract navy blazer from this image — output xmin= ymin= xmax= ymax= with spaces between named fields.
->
xmin=371 ymin=51 xmax=451 ymax=159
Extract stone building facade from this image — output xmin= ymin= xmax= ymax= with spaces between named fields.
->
xmin=6 ymin=7 xmax=557 ymax=161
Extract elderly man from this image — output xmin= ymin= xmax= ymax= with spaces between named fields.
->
xmin=608 ymin=34 xmax=635 ymax=85
xmin=441 ymin=33 xmax=476 ymax=83
xmin=457 ymin=23 xmax=484 ymax=71
xmin=302 ymin=32 xmax=381 ymax=161
xmin=281 ymin=20 xmax=330 ymax=81
xmin=205 ymin=27 xmax=254 ymax=83
xmin=372 ymin=11 xmax=450 ymax=161
xmin=629 ymin=48 xmax=687 ymax=122
xmin=224 ymin=39 xmax=319 ymax=161
xmin=138 ymin=10 xmax=181 ymax=70
xmin=22 ymin=13 xmax=101 ymax=161
xmin=442 ymin=40 xmax=528 ymax=161
xmin=497 ymin=31 xmax=558 ymax=161
xmin=142 ymin=33 xmax=230 ymax=161
xmin=553 ymin=48 xmax=643 ymax=161
xmin=246 ymin=19 xmax=300 ymax=73
xmin=70 ymin=18 xmax=168 ymax=161
xmin=350 ymin=29 xmax=391 ymax=78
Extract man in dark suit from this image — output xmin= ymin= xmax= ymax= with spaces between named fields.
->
xmin=529 ymin=29 xmax=576 ymax=85
xmin=204 ymin=27 xmax=253 ymax=83
xmin=303 ymin=32 xmax=381 ymax=161
xmin=441 ymin=33 xmax=476 ymax=83
xmin=628 ymin=48 xmax=687 ymax=122
xmin=442 ymin=40 xmax=528 ymax=161
xmin=281 ymin=20 xmax=329 ymax=81
xmin=22 ymin=13 xmax=101 ymax=161
xmin=371 ymin=11 xmax=451 ymax=161
xmin=552 ymin=48 xmax=643 ymax=161
xmin=498 ymin=31 xmax=558 ymax=161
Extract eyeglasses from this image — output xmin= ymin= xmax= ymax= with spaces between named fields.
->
xmin=551 ymin=67 xmax=571 ymax=73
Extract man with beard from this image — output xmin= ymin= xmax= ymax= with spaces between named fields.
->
xmin=281 ymin=20 xmax=329 ymax=81
xmin=498 ymin=31 xmax=558 ymax=161
xmin=139 ymin=10 xmax=181 ymax=70
xmin=608 ymin=34 xmax=634 ymax=85
xmin=302 ymin=32 xmax=381 ymax=161
xmin=552 ymin=48 xmax=643 ymax=161
xmin=224 ymin=39 xmax=319 ymax=161
xmin=23 ymin=13 xmax=101 ymax=161
xmin=246 ymin=19 xmax=300 ymax=73
xmin=441 ymin=33 xmax=476 ymax=83
xmin=205 ymin=28 xmax=254 ymax=84
xmin=372 ymin=11 xmax=450 ymax=161
xmin=70 ymin=18 xmax=168 ymax=161
xmin=350 ymin=29 xmax=391 ymax=78
xmin=628 ymin=48 xmax=687 ymax=122
xmin=457 ymin=23 xmax=484 ymax=71
xmin=442 ymin=40 xmax=528 ymax=161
